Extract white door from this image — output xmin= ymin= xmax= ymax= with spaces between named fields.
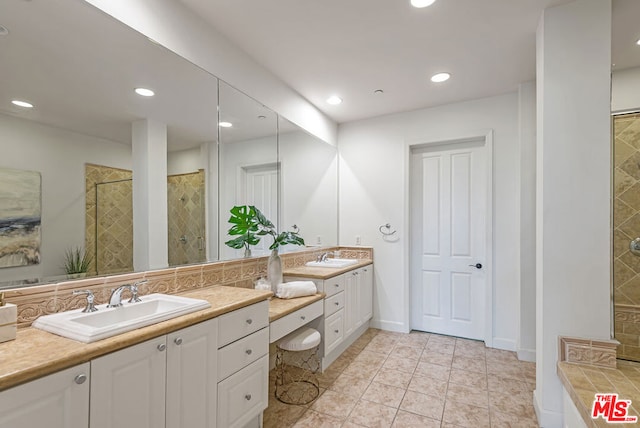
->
xmin=410 ymin=140 xmax=487 ymax=340
xmin=240 ymin=163 xmax=278 ymax=253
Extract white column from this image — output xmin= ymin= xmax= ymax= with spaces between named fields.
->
xmin=201 ymin=140 xmax=218 ymax=261
xmin=132 ymin=119 xmax=168 ymax=271
xmin=518 ymin=81 xmax=536 ymax=362
xmin=535 ymin=1 xmax=611 ymax=426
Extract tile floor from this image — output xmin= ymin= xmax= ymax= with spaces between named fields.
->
xmin=264 ymin=328 xmax=538 ymax=428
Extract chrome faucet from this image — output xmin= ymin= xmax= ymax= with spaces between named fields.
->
xmin=316 ymin=252 xmax=330 ymax=262
xmin=107 ymin=280 xmax=147 ymax=308
xmin=73 ymin=290 xmax=98 ymax=313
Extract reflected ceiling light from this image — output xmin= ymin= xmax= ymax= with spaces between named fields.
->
xmin=219 ymin=121 xmax=233 ymax=128
xmin=411 ymin=0 xmax=436 ymax=8
xmin=326 ymin=95 xmax=343 ymax=105
xmin=636 ymin=38 xmax=640 ymax=46
xmin=257 ymin=115 xmax=266 ymax=119
xmin=134 ymin=87 xmax=155 ymax=97
xmin=430 ymin=72 xmax=451 ymax=83
xmin=11 ymin=100 xmax=33 ymax=108
xmin=0 ymin=26 xmax=8 ymax=36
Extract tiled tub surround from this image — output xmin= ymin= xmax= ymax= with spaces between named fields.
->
xmin=558 ymin=336 xmax=619 ymax=369
xmin=1 ymin=246 xmax=372 ymax=329
xmin=615 ymin=304 xmax=640 ymax=361
xmin=264 ymin=328 xmax=538 ymax=427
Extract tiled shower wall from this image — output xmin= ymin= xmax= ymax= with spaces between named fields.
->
xmin=167 ymin=170 xmax=206 ymax=266
xmin=613 ymin=113 xmax=640 ymax=361
xmin=85 ymin=164 xmax=133 ymax=276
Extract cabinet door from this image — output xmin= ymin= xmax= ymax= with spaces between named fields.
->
xmin=344 ymin=270 xmax=357 ymax=336
xmin=0 ymin=362 xmax=89 ymax=428
xmin=90 ymin=337 xmax=167 ymax=428
xmin=166 ymin=318 xmax=218 ymax=428
xmin=359 ymin=266 xmax=373 ymax=323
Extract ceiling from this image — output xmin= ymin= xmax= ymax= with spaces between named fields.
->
xmin=181 ymin=0 xmax=640 ymax=124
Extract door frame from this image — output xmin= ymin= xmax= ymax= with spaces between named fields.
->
xmin=404 ymin=130 xmax=494 ymax=347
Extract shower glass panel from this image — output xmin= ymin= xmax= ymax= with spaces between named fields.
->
xmin=95 ymin=179 xmax=133 ymax=275
xmin=167 ymin=170 xmax=206 ymax=266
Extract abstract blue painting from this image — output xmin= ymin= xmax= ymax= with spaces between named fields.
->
xmin=0 ymin=167 xmax=41 ymax=268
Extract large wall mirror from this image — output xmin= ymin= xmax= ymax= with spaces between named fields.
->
xmin=0 ymin=0 xmax=338 ymax=290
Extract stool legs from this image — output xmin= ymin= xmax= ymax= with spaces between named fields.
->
xmin=275 ymin=345 xmax=320 ymax=405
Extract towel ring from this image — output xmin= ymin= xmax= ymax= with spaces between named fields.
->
xmin=379 ymin=223 xmax=396 ymax=236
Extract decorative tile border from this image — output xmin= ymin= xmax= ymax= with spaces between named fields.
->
xmin=615 ymin=304 xmax=640 ymax=361
xmin=3 ymin=246 xmax=373 ymax=328
xmin=559 ymin=336 xmax=619 ymax=369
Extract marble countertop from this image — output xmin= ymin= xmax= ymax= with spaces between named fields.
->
xmin=558 ymin=361 xmax=640 ymax=427
xmin=0 ymin=285 xmax=272 ymax=392
xmin=283 ymin=259 xmax=372 ymax=280
xmin=268 ymin=293 xmax=325 ymax=322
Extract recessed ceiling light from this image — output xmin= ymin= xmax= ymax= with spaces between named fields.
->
xmin=374 ymin=89 xmax=384 ymax=95
xmin=0 ymin=26 xmax=9 ymax=36
xmin=430 ymin=72 xmax=451 ymax=83
xmin=134 ymin=87 xmax=155 ymax=97
xmin=219 ymin=121 xmax=233 ymax=128
xmin=411 ymin=0 xmax=436 ymax=8
xmin=11 ymin=100 xmax=33 ymax=108
xmin=326 ymin=95 xmax=342 ymax=105
xmin=257 ymin=115 xmax=266 ymax=120
xmin=636 ymin=38 xmax=640 ymax=46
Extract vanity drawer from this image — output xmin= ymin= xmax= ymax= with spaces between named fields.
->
xmin=324 ymin=291 xmax=344 ymax=317
xmin=218 ymin=327 xmax=269 ymax=381
xmin=217 ymin=355 xmax=269 ymax=428
xmin=324 ymin=309 xmax=344 ymax=355
xmin=270 ymin=299 xmax=323 ymax=343
xmin=323 ymin=274 xmax=345 ymax=298
xmin=218 ymin=301 xmax=269 ymax=348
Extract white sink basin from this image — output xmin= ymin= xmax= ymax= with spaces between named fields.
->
xmin=305 ymin=258 xmax=359 ymax=268
xmin=33 ymin=293 xmax=211 ymax=343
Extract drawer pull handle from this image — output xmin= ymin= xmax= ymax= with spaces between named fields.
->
xmin=174 ymin=337 xmax=183 ymax=345
xmin=364 ymin=269 xmax=368 ymax=272
xmin=246 ymin=319 xmax=253 ymax=325
xmin=334 ymin=329 xmax=339 ymax=333
xmin=334 ymin=284 xmax=339 ymax=287
xmin=334 ymin=302 xmax=339 ymax=306
xmin=74 ymin=374 xmax=87 ymax=385
xmin=157 ymin=343 xmax=166 ymax=352
xmin=301 ymin=316 xmax=306 ymax=320
xmin=245 ymin=394 xmax=252 ymax=401
xmin=246 ymin=349 xmax=252 ymax=355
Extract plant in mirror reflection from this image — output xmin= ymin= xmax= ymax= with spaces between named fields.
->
xmin=225 ymin=205 xmax=304 ymax=256
xmin=63 ymin=246 xmax=92 ymax=275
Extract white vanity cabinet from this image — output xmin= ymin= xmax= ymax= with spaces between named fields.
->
xmin=91 ymin=317 xmax=218 ymax=428
xmin=0 ymin=362 xmax=90 ymax=428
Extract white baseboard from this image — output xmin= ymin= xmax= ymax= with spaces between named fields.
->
xmin=492 ymin=337 xmax=517 ymax=352
xmin=370 ymin=319 xmax=409 ymax=333
xmin=517 ymin=347 xmax=536 ymax=362
xmin=534 ymin=389 xmax=564 ymax=428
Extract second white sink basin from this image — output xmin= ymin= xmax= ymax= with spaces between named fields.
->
xmin=33 ymin=293 xmax=211 ymax=343
xmin=305 ymin=258 xmax=359 ymax=268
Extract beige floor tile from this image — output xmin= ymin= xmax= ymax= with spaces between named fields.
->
xmin=415 ymin=361 xmax=452 ymax=381
xmin=486 ymin=360 xmax=522 ymax=380
xmin=487 ymin=374 xmax=532 ymax=395
xmin=373 ymin=368 xmax=413 ymax=389
xmin=485 ymin=348 xmax=519 ymax=363
xmin=397 ymin=332 xmax=430 ymax=348
xmin=348 ymin=400 xmax=398 ymax=428
xmin=488 ymin=390 xmax=536 ymax=419
xmin=392 ymin=410 xmax=441 ymax=427
xmin=452 ymin=355 xmax=487 ymax=373
xmin=429 ymin=334 xmax=457 ymax=346
xmin=450 ymin=368 xmax=488 ymax=389
xmin=293 ymin=409 xmax=344 ymax=428
xmin=442 ymin=400 xmax=491 ymax=428
xmin=354 ymin=350 xmax=387 ymax=367
xmin=408 ymin=374 xmax=448 ymax=397
xmin=446 ymin=383 xmax=489 ymax=408
xmin=263 ymin=399 xmax=307 ymax=428
xmin=317 ymin=365 xmax=342 ymax=389
xmin=389 ymin=345 xmax=423 ymax=361
xmin=490 ymin=409 xmax=539 ymax=428
xmin=342 ymin=361 xmax=381 ymax=381
xmin=310 ymin=389 xmax=358 ymax=419
xmin=329 ymin=373 xmax=372 ymax=398
xmin=362 ymin=381 xmax=407 ymax=408
xmin=421 ymin=350 xmax=455 ymax=367
xmin=399 ymin=390 xmax=445 ymax=420
xmin=426 ymin=341 xmax=456 ymax=355
xmin=364 ymin=341 xmax=395 ymax=355
xmin=455 ymin=346 xmax=487 ymax=359
xmin=383 ymin=356 xmax=419 ymax=374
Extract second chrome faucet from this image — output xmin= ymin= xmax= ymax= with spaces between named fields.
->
xmin=107 ymin=280 xmax=148 ymax=308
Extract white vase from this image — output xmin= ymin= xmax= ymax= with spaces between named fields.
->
xmin=267 ymin=249 xmax=283 ymax=293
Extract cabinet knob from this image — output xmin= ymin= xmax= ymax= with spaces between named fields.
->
xmin=157 ymin=343 xmax=166 ymax=352
xmin=334 ymin=284 xmax=339 ymax=287
xmin=246 ymin=318 xmax=253 ymax=325
xmin=300 ymin=316 xmax=306 ymax=320
xmin=74 ymin=374 xmax=87 ymax=385
xmin=363 ymin=269 xmax=368 ymax=272
xmin=334 ymin=329 xmax=339 ymax=333
xmin=334 ymin=302 xmax=339 ymax=306
xmin=174 ymin=337 xmax=183 ymax=345
xmin=245 ymin=394 xmax=252 ymax=401
xmin=246 ymin=349 xmax=252 ymax=355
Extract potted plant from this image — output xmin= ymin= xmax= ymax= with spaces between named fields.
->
xmin=63 ymin=246 xmax=92 ymax=278
xmin=225 ymin=205 xmax=304 ymax=287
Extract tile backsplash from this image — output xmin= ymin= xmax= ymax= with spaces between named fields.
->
xmin=3 ymin=246 xmax=372 ymax=328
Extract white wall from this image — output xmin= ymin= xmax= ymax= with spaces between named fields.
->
xmin=167 ymin=147 xmax=203 ymax=176
xmin=535 ymin=1 xmax=611 ymax=426
xmin=83 ymin=0 xmax=337 ymax=146
xmin=612 ymin=66 xmax=640 ymax=113
xmin=338 ymin=93 xmax=520 ymax=348
xmin=0 ymin=113 xmax=131 ymax=283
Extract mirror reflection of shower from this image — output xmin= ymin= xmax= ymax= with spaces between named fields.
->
xmin=167 ymin=170 xmax=206 ymax=266
xmin=95 ymin=178 xmax=133 ymax=275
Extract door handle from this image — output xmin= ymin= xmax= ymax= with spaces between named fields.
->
xmin=469 ymin=263 xmax=483 ymax=269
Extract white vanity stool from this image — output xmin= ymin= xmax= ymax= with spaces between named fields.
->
xmin=274 ymin=327 xmax=321 ymax=405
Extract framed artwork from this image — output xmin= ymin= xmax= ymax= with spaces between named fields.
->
xmin=0 ymin=167 xmax=41 ymax=268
